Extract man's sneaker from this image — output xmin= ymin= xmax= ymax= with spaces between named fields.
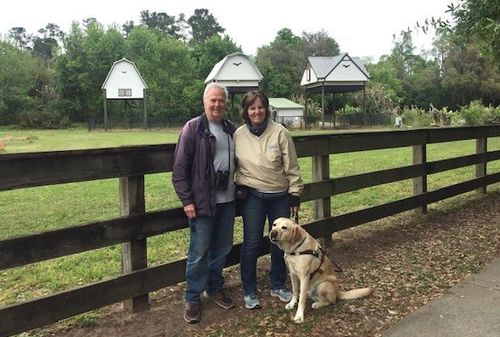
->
xmin=270 ymin=288 xmax=292 ymax=302
xmin=183 ymin=302 xmax=201 ymax=323
xmin=243 ymin=294 xmax=261 ymax=309
xmin=203 ymin=290 xmax=235 ymax=309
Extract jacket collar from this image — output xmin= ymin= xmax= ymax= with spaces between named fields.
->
xmin=198 ymin=113 xmax=236 ymax=136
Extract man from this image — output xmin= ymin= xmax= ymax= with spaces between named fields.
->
xmin=172 ymin=83 xmax=236 ymax=323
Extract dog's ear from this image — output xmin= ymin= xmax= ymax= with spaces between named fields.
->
xmin=290 ymin=223 xmax=302 ymax=246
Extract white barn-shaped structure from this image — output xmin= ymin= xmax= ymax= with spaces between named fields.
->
xmin=205 ymin=52 xmax=264 ymax=120
xmin=101 ymin=58 xmax=148 ymax=130
xmin=204 ymin=52 xmax=263 ymax=94
xmin=301 ymin=53 xmax=370 ymax=127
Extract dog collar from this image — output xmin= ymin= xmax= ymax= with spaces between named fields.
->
xmin=286 ymin=249 xmax=322 ymax=258
xmin=285 ymin=236 xmax=307 ymax=255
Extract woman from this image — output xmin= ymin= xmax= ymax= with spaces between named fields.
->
xmin=234 ymin=90 xmax=304 ymax=309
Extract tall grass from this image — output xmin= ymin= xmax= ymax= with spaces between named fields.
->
xmin=0 ymin=128 xmax=499 ymax=311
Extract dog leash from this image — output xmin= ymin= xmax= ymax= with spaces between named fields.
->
xmin=291 ymin=210 xmax=343 ymax=273
xmin=323 ymin=247 xmax=343 ymax=273
xmin=291 ymin=209 xmax=299 ymax=224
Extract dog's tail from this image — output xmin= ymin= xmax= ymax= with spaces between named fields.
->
xmin=337 ymin=287 xmax=374 ymax=300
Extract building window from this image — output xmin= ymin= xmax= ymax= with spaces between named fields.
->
xmin=118 ymin=88 xmax=132 ymax=97
xmin=306 ymin=68 xmax=311 ymax=81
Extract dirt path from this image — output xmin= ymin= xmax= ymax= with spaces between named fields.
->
xmin=41 ymin=191 xmax=500 ymax=337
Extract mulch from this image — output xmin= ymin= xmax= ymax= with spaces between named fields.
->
xmin=39 ymin=190 xmax=500 ymax=337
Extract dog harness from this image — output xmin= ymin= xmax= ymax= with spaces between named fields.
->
xmin=285 ymin=239 xmax=326 ymax=280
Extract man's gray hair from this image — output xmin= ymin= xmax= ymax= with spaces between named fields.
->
xmin=203 ymin=82 xmax=228 ymax=100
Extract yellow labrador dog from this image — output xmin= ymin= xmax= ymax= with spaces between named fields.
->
xmin=269 ymin=217 xmax=373 ymax=323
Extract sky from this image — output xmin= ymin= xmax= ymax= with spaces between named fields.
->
xmin=0 ymin=0 xmax=453 ymax=61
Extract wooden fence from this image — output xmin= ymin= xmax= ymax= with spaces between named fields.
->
xmin=1 ymin=125 xmax=499 ymax=336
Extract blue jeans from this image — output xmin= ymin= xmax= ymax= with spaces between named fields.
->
xmin=240 ymin=192 xmax=290 ymax=296
xmin=185 ymin=201 xmax=235 ymax=303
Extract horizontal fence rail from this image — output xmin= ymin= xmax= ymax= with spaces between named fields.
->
xmin=3 ymin=150 xmax=500 ymax=271
xmin=0 ymin=144 xmax=175 ymax=192
xmin=1 ymin=126 xmax=500 ymax=192
xmin=0 ymin=125 xmax=499 ymax=337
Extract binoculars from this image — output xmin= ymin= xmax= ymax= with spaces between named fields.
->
xmin=216 ymin=170 xmax=230 ymax=191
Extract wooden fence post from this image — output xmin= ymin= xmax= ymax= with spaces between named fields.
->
xmin=312 ymin=155 xmax=333 ymax=252
xmin=476 ymin=137 xmax=487 ymax=194
xmin=119 ymin=175 xmax=149 ymax=312
xmin=413 ymin=144 xmax=427 ymax=214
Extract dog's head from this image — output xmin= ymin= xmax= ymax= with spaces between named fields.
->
xmin=269 ymin=217 xmax=303 ymax=250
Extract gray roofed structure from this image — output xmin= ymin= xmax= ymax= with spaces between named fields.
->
xmin=301 ymin=53 xmax=370 ymax=94
xmin=301 ymin=53 xmax=370 ymax=128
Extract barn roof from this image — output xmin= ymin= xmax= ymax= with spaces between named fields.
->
xmin=301 ymin=53 xmax=370 ymax=95
xmin=308 ymin=53 xmax=370 ymax=80
xmin=204 ymin=52 xmax=263 ymax=83
xmin=101 ymin=58 xmax=148 ymax=90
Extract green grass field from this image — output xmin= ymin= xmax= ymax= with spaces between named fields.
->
xmin=1 ymin=127 xmax=499 ymax=321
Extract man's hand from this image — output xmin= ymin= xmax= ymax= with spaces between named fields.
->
xmin=183 ymin=203 xmax=197 ymax=219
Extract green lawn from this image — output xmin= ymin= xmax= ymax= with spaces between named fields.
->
xmin=0 ymin=128 xmax=180 ymax=153
xmin=0 ymin=128 xmax=499 ymax=315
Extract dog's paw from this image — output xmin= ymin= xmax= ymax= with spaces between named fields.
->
xmin=293 ymin=314 xmax=304 ymax=324
xmin=312 ymin=301 xmax=329 ymax=309
xmin=285 ymin=301 xmax=296 ymax=310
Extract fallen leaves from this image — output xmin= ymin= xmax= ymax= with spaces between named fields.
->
xmin=44 ymin=192 xmax=499 ymax=337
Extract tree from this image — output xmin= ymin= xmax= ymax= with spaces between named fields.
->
xmin=82 ymin=17 xmax=98 ymax=29
xmin=448 ymin=0 xmax=500 ymax=64
xmin=31 ymin=23 xmax=64 ymax=63
xmin=355 ymin=84 xmax=394 ymax=116
xmin=391 ymin=30 xmax=419 ymax=77
xmin=256 ymin=28 xmax=340 ymax=98
xmin=417 ymin=0 xmax=499 ymax=65
xmin=8 ymin=27 xmax=31 ymax=49
xmin=386 ymin=30 xmax=439 ymax=108
xmin=366 ymin=57 xmax=405 ymax=104
xmin=176 ymin=13 xmax=191 ymax=43
xmin=127 ymin=26 xmax=200 ymax=121
xmin=54 ymin=22 xmax=91 ymax=121
xmin=442 ymin=43 xmax=500 ymax=108
xmin=302 ymin=30 xmax=339 ymax=57
xmin=122 ymin=21 xmax=135 ymax=37
xmin=256 ymin=28 xmax=306 ymax=98
xmin=188 ymin=8 xmax=225 ymax=44
xmin=275 ymin=28 xmax=302 ymax=46
xmin=409 ymin=59 xmax=443 ymax=108
xmin=0 ymin=41 xmax=46 ymax=124
xmin=139 ymin=10 xmax=182 ymax=39
xmin=191 ymin=35 xmax=241 ymax=79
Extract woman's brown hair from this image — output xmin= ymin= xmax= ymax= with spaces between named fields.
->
xmin=240 ymin=90 xmax=271 ymax=124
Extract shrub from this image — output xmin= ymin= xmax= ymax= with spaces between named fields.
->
xmin=429 ymin=105 xmax=458 ymax=127
xmin=336 ymin=104 xmax=392 ymax=127
xmin=459 ymin=101 xmax=500 ymax=125
xmin=293 ymin=95 xmax=321 ymax=128
xmin=19 ymin=110 xmax=71 ymax=129
xmin=402 ymin=106 xmax=433 ymax=127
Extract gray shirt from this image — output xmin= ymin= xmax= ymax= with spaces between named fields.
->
xmin=209 ymin=121 xmax=235 ymax=203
